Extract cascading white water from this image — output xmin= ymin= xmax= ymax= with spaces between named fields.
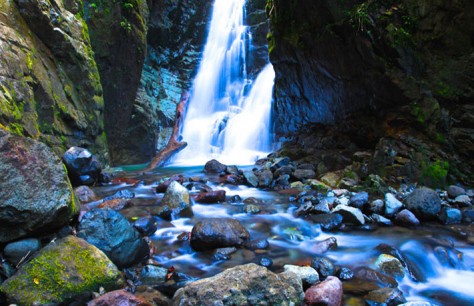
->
xmin=171 ymin=0 xmax=275 ymax=166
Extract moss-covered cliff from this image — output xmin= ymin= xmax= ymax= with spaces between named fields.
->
xmin=267 ymin=0 xmax=474 ymax=185
xmin=0 ymin=0 xmax=107 ymax=160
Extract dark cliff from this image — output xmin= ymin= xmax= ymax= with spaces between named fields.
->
xmin=267 ymin=0 xmax=474 ymax=185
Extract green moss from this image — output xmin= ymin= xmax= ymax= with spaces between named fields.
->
xmin=0 ymin=237 xmax=122 ymax=305
xmin=421 ymin=159 xmax=449 ymax=188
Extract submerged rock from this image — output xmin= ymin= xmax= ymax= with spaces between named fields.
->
xmin=405 ymin=187 xmax=441 ymax=220
xmin=77 ymin=208 xmax=149 ymax=267
xmin=172 ymin=263 xmax=303 ymax=305
xmin=0 ymin=236 xmax=124 ymax=305
xmin=304 ymin=276 xmax=343 ymax=306
xmin=0 ymin=130 xmax=79 ymax=243
xmin=190 ymin=218 xmax=250 ymax=251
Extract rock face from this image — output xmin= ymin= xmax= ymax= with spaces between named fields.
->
xmin=0 ymin=236 xmax=124 ymax=305
xmin=0 ymin=0 xmax=107 ymax=159
xmin=77 ymin=208 xmax=149 ymax=268
xmin=0 ymin=129 xmax=79 ymax=243
xmin=268 ymin=0 xmax=474 ymax=185
xmin=190 ymin=218 xmax=250 ymax=251
xmin=172 ymin=263 xmax=304 ymax=305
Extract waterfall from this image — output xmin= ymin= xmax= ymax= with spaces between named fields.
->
xmin=171 ymin=0 xmax=275 ymax=166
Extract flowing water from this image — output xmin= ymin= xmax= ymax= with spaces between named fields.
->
xmin=172 ymin=0 xmax=275 ymax=166
xmin=94 ymin=166 xmax=474 ymax=305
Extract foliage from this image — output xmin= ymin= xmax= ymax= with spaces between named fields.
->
xmin=421 ymin=160 xmax=449 ymax=188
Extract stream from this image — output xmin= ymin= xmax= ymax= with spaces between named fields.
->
xmin=89 ymin=165 xmax=474 ymax=306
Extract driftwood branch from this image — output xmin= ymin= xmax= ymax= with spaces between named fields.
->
xmin=145 ymin=92 xmax=189 ymax=170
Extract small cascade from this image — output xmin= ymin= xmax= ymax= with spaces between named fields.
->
xmin=171 ymin=0 xmax=275 ymax=166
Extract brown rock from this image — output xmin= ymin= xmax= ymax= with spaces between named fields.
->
xmin=87 ymin=289 xmax=151 ymax=306
xmin=304 ymin=276 xmax=343 ymax=306
xmin=98 ymin=198 xmax=133 ymax=211
xmin=193 ymin=190 xmax=226 ymax=204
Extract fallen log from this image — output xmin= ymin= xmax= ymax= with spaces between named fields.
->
xmin=144 ymin=92 xmax=189 ymax=171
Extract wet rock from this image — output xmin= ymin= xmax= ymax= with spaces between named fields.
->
xmin=438 ymin=207 xmax=462 ymax=225
xmin=172 ymin=263 xmax=303 ymax=305
xmin=270 ymin=157 xmax=290 ymax=171
xmin=371 ymin=214 xmax=392 ymax=226
xmin=304 ymin=276 xmax=343 ymax=306
xmin=274 ymin=165 xmax=294 ymax=177
xmin=350 ymin=191 xmax=369 ymax=209
xmin=0 ymin=130 xmax=79 ymax=243
xmin=305 ymin=213 xmax=343 ymax=231
xmin=225 ymin=165 xmax=240 ymax=175
xmin=203 ymin=159 xmax=227 ymax=174
xmin=0 ymin=236 xmax=123 ymax=305
xmin=138 ymin=265 xmax=167 ymax=285
xmin=102 ymin=189 xmax=135 ymax=202
xmin=229 ymin=194 xmax=243 ymax=204
xmin=332 ymin=205 xmax=365 ymax=225
xmin=284 ymin=265 xmax=319 ymax=288
xmin=133 ymin=217 xmax=158 ymax=237
xmin=447 ymin=185 xmax=466 ymax=198
xmin=194 ymin=190 xmax=226 ymax=204
xmin=190 ymin=218 xmax=250 ymax=251
xmin=245 ymin=238 xmax=269 ymax=250
xmin=405 ymin=187 xmax=441 ymax=220
xmin=3 ymin=238 xmax=41 ymax=266
xmin=88 ymin=289 xmax=151 ymax=306
xmin=375 ymin=254 xmax=405 ymax=279
xmin=365 ymin=288 xmax=406 ymax=306
xmin=77 ymin=208 xmax=149 ymax=268
xmin=220 ymin=174 xmax=243 ymax=185
xmin=159 ymin=181 xmax=193 ymax=220
xmin=75 ymin=186 xmax=98 ymax=203
xmin=244 ymin=204 xmax=261 ymax=214
xmin=355 ymin=267 xmax=398 ymax=288
xmin=384 ymin=193 xmax=403 ymax=217
xmin=98 ymin=198 xmax=133 ymax=211
xmin=243 ymin=170 xmax=259 ymax=187
xmin=186 ymin=182 xmax=213 ymax=193
xmin=369 ymin=199 xmax=385 ymax=214
xmin=258 ymin=256 xmax=273 ymax=268
xmin=293 ymin=169 xmax=316 ymax=180
xmin=308 ymin=237 xmax=338 ymax=254
xmin=395 ymin=209 xmax=420 ymax=226
xmin=274 ymin=174 xmax=291 ymax=189
xmin=257 ymin=169 xmax=274 ymax=188
xmin=310 ymin=256 xmax=336 ymax=279
xmin=453 ymin=195 xmax=472 ymax=207
xmin=374 ymin=244 xmax=420 ymax=282
xmin=62 ymin=147 xmax=102 ymax=186
xmin=135 ymin=286 xmax=171 ymax=306
xmin=336 ymin=267 xmax=354 ymax=280
xmin=156 ymin=175 xmax=186 ymax=193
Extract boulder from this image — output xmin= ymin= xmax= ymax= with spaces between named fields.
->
xmin=193 ymin=190 xmax=226 ymax=204
xmin=87 ymin=289 xmax=151 ymax=306
xmin=283 ymin=265 xmax=319 ymax=288
xmin=304 ymin=276 xmax=343 ymax=306
xmin=3 ymin=238 xmax=41 ymax=266
xmin=0 ymin=236 xmax=124 ymax=305
xmin=257 ymin=169 xmax=274 ymax=188
xmin=0 ymin=130 xmax=79 ymax=243
xmin=369 ymin=199 xmax=385 ymax=214
xmin=310 ymin=256 xmax=336 ymax=279
xmin=384 ymin=193 xmax=403 ymax=217
xmin=156 ymin=175 xmax=186 ymax=193
xmin=350 ymin=191 xmax=369 ymax=209
xmin=159 ymin=181 xmax=193 ymax=220
xmin=405 ymin=187 xmax=441 ymax=220
xmin=203 ymin=159 xmax=226 ymax=174
xmin=243 ymin=170 xmax=259 ymax=187
xmin=74 ymin=186 xmax=98 ymax=203
xmin=375 ymin=254 xmax=405 ymax=279
xmin=77 ymin=208 xmax=149 ymax=267
xmin=62 ymin=147 xmax=102 ymax=186
xmin=438 ymin=207 xmax=462 ymax=225
xmin=332 ymin=205 xmax=365 ymax=225
xmin=133 ymin=216 xmax=158 ymax=237
xmin=190 ymin=218 xmax=250 ymax=251
xmin=395 ymin=209 xmax=420 ymax=226
xmin=447 ymin=185 xmax=466 ymax=198
xmin=172 ymin=263 xmax=303 ymax=305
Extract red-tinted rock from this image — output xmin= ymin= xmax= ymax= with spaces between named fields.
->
xmin=74 ymin=186 xmax=97 ymax=203
xmin=87 ymin=289 xmax=151 ymax=306
xmin=219 ymin=174 xmax=244 ymax=185
xmin=98 ymin=198 xmax=133 ymax=211
xmin=193 ymin=190 xmax=226 ymax=204
xmin=304 ymin=276 xmax=343 ymax=306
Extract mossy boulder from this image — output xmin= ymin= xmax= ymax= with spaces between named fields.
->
xmin=0 ymin=129 xmax=79 ymax=243
xmin=0 ymin=236 xmax=124 ymax=305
